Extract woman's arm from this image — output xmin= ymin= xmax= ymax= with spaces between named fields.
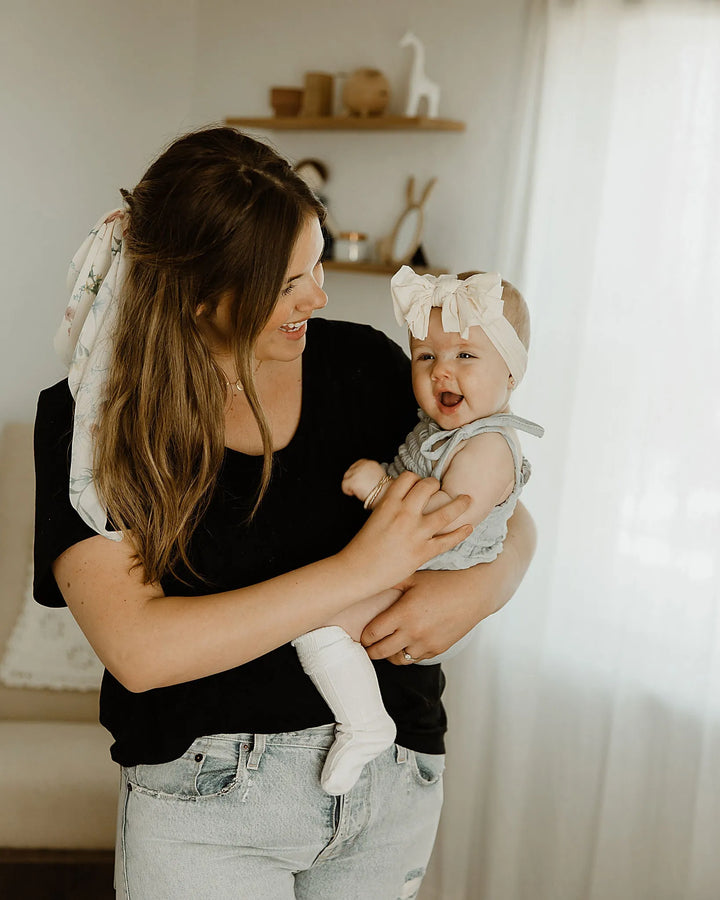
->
xmin=53 ymin=473 xmax=471 ymax=693
xmin=361 ymin=501 xmax=537 ymax=664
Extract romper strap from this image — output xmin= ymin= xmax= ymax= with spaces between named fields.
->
xmin=475 ymin=413 xmax=545 ymax=438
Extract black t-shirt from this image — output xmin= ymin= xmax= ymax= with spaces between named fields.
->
xmin=33 ymin=318 xmax=447 ymax=766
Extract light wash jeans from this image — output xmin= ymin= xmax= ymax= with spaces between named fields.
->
xmin=114 ymin=725 xmax=444 ymax=899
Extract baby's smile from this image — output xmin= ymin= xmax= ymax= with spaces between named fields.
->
xmin=437 ymin=391 xmax=464 ymax=412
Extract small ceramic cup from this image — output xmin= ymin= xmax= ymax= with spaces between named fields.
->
xmin=270 ymin=87 xmax=304 ymax=117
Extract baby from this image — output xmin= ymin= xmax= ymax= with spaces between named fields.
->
xmin=292 ymin=265 xmax=543 ymax=795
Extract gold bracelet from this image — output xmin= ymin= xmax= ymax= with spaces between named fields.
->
xmin=363 ymin=474 xmax=393 ymax=510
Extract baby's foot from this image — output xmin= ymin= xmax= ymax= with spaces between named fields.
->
xmin=321 ymin=713 xmax=397 ymax=795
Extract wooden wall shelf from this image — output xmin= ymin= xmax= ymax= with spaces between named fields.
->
xmin=225 ymin=115 xmax=465 ymax=132
xmin=224 ymin=115 xmax=455 ymax=276
xmin=323 ymin=261 xmax=447 ymax=277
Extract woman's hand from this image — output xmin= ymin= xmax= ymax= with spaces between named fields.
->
xmin=338 ymin=471 xmax=472 ymax=593
xmin=361 ymin=501 xmax=537 ymax=664
xmin=360 ymin=569 xmax=484 ymax=664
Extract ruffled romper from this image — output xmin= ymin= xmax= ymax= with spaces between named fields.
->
xmin=386 ymin=410 xmax=544 ymax=663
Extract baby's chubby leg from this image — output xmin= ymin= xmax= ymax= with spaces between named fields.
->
xmin=292 ymin=589 xmax=400 ymax=795
xmin=327 ymin=588 xmax=401 ymax=640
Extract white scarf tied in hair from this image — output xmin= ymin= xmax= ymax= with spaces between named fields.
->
xmin=54 ymin=209 xmax=127 ymax=541
xmin=390 ymin=265 xmax=528 ymax=383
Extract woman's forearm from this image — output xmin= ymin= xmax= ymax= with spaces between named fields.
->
xmin=471 ymin=499 xmax=537 ymax=619
xmin=53 ymin=473 xmax=473 ymax=692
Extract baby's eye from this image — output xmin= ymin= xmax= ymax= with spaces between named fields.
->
xmin=458 ymin=352 xmax=476 ymax=359
xmin=415 ymin=353 xmax=435 ymax=361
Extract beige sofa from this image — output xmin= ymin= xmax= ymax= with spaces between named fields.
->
xmin=0 ymin=423 xmax=118 ymax=858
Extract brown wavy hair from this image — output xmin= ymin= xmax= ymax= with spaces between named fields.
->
xmin=93 ymin=127 xmax=325 ymax=584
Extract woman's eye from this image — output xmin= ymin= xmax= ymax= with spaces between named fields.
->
xmin=281 ymin=283 xmax=295 ymax=297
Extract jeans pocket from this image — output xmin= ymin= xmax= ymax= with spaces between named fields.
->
xmin=408 ymin=750 xmax=446 ymax=787
xmin=127 ymin=737 xmax=245 ymax=800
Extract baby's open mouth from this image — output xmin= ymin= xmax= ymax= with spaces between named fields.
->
xmin=439 ymin=391 xmax=463 ymax=408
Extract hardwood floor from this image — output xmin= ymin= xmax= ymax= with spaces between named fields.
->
xmin=0 ymin=850 xmax=114 ymax=899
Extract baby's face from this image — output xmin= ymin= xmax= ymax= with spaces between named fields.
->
xmin=410 ymin=308 xmax=514 ymax=429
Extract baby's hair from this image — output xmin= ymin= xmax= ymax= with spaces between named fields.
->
xmin=457 ymin=271 xmax=531 ymax=351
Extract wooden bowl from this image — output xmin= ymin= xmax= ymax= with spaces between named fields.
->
xmin=270 ymin=87 xmax=304 ymax=117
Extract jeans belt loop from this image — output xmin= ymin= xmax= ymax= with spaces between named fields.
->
xmin=396 ymin=744 xmax=408 ymax=764
xmin=247 ymin=733 xmax=267 ymax=771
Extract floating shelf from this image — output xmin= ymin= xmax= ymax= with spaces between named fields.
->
xmin=225 ymin=115 xmax=465 ymax=132
xmin=323 ymin=261 xmax=447 ymax=277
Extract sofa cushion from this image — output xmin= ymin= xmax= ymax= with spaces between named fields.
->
xmin=0 ymin=423 xmax=99 ymax=722
xmin=0 ymin=721 xmax=118 ymax=849
xmin=1 ymin=568 xmax=104 ymax=691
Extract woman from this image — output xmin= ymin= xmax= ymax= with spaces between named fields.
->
xmin=34 ymin=127 xmax=536 ymax=899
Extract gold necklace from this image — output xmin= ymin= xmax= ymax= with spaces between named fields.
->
xmin=224 ymin=361 xmax=262 ymax=395
xmin=225 ymin=377 xmax=244 ymax=393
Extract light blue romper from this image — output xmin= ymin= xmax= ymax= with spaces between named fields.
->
xmin=386 ymin=410 xmax=544 ymax=664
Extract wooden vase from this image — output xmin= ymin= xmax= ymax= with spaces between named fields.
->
xmin=341 ymin=69 xmax=391 ymax=117
xmin=300 ymin=72 xmax=334 ymax=117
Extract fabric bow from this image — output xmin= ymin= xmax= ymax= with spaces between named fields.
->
xmin=390 ymin=265 xmax=528 ymax=383
xmin=54 ymin=209 xmax=128 ymax=541
xmin=391 ymin=265 xmax=504 ymax=341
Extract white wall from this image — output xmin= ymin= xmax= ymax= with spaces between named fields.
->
xmin=1 ymin=0 xmax=529 ymax=429
xmin=192 ymin=0 xmax=529 ymax=341
xmin=0 ymin=0 xmax=198 ymax=425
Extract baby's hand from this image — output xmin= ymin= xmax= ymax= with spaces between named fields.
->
xmin=342 ymin=459 xmax=388 ymax=502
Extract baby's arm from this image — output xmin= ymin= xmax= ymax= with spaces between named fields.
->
xmin=333 ymin=433 xmax=515 ymax=640
xmin=425 ymin=432 xmax=517 ymax=531
xmin=342 ymin=459 xmax=391 ymax=508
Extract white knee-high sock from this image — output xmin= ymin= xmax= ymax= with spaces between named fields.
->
xmin=292 ymin=626 xmax=396 ymax=795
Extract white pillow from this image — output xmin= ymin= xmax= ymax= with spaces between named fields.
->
xmin=0 ymin=565 xmax=103 ymax=691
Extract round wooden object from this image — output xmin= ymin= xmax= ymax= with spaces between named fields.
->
xmin=342 ymin=69 xmax=391 ymax=117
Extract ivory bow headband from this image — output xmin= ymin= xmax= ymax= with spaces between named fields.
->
xmin=54 ymin=209 xmax=127 ymax=540
xmin=390 ymin=265 xmax=528 ymax=383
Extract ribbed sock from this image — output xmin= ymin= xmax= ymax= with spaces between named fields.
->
xmin=292 ymin=626 xmax=396 ymax=795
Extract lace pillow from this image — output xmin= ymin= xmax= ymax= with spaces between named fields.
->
xmin=0 ymin=565 xmax=103 ymax=691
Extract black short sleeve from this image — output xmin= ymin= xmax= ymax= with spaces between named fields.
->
xmin=33 ymin=380 xmax=97 ymax=608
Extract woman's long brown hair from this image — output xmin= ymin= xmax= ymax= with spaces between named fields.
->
xmin=93 ymin=127 xmax=325 ymax=585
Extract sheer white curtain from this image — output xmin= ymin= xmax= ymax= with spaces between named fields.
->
xmin=421 ymin=2 xmax=720 ymax=898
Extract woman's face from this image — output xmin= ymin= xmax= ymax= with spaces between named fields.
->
xmin=254 ymin=216 xmax=327 ymax=363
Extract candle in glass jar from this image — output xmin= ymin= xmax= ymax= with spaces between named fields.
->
xmin=334 ymin=231 xmax=369 ymax=263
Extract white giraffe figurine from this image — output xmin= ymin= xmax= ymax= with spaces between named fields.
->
xmin=400 ymin=31 xmax=440 ymax=118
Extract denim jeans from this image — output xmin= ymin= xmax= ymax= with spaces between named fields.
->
xmin=115 ymin=725 xmax=444 ymax=899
